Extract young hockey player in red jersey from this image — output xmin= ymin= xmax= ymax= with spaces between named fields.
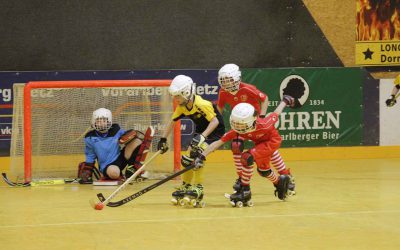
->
xmin=193 ymin=98 xmax=294 ymax=206
xmin=216 ymin=63 xmax=295 ymax=195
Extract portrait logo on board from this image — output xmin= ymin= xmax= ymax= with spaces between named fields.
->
xmin=279 ymin=75 xmax=309 ymax=108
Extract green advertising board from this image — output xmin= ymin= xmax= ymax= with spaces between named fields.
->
xmin=222 ymin=68 xmax=363 ymax=147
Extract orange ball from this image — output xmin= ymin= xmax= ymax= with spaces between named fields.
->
xmin=95 ymin=203 xmax=104 ymax=210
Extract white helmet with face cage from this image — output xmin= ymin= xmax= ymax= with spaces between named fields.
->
xmin=230 ymin=103 xmax=256 ymax=133
xmin=168 ymin=75 xmax=195 ymax=102
xmin=91 ymin=108 xmax=112 ymax=132
xmin=218 ymin=63 xmax=241 ymax=92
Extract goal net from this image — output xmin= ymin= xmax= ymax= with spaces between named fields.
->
xmin=10 ymin=80 xmax=181 ymax=182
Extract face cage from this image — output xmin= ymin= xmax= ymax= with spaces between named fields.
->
xmin=218 ymin=76 xmax=240 ymax=92
xmin=93 ymin=118 xmax=112 ymax=132
xmin=172 ymin=87 xmax=193 ymax=106
xmin=230 ymin=120 xmax=255 ymax=134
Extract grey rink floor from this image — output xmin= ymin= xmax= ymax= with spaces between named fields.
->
xmin=1 ymin=158 xmax=399 ymax=250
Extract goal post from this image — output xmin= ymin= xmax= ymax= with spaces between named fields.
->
xmin=11 ymin=80 xmax=181 ymax=182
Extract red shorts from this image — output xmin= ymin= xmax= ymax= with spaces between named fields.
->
xmin=248 ymin=137 xmax=281 ymax=170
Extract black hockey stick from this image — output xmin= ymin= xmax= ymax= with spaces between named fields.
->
xmin=2 ymin=173 xmax=30 ymax=187
xmin=97 ymin=164 xmax=196 ymax=207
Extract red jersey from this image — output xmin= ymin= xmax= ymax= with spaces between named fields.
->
xmin=217 ymin=82 xmax=267 ymax=112
xmin=220 ymin=114 xmax=281 ymax=145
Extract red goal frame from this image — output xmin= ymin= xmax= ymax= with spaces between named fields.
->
xmin=23 ymin=80 xmax=181 ymax=182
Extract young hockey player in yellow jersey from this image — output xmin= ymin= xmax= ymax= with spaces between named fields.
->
xmin=157 ymin=75 xmax=225 ymax=207
xmin=386 ymin=74 xmax=400 ymax=107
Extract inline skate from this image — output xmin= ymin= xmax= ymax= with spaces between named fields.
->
xmin=182 ymin=184 xmax=205 ymax=208
xmin=274 ymin=175 xmax=290 ymax=200
xmin=225 ymin=185 xmax=253 ymax=208
xmin=171 ymin=183 xmax=191 ymax=205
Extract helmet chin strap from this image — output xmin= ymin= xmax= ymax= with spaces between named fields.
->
xmin=248 ymin=121 xmax=256 ymax=132
xmin=184 ymin=95 xmax=194 ymax=109
xmin=229 ymin=89 xmax=239 ymax=95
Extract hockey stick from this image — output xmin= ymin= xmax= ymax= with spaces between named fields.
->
xmin=97 ymin=163 xmax=196 ymax=207
xmin=91 ymin=150 xmax=162 ymax=210
xmin=95 ymin=98 xmax=297 ymax=207
xmin=2 ymin=173 xmax=30 ymax=187
xmin=2 ymin=173 xmax=78 ymax=187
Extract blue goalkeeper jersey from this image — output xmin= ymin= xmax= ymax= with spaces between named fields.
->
xmin=84 ymin=124 xmax=125 ymax=172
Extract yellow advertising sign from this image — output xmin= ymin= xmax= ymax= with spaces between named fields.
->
xmin=356 ymin=0 xmax=400 ymax=66
xmin=356 ymin=41 xmax=400 ymax=66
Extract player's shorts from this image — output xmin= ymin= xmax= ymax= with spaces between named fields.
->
xmin=192 ymin=131 xmax=223 ymax=153
xmin=205 ymin=131 xmax=224 ymax=144
xmin=102 ymin=146 xmax=141 ymax=178
xmin=249 ymin=136 xmax=281 ymax=170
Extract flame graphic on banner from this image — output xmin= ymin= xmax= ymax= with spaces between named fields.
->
xmin=356 ymin=0 xmax=400 ymax=41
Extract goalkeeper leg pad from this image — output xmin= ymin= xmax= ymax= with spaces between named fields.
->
xmin=119 ymin=129 xmax=139 ymax=145
xmin=127 ymin=127 xmax=154 ymax=170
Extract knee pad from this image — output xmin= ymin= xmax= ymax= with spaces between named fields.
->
xmin=240 ymin=151 xmax=254 ymax=167
xmin=231 ymin=138 xmax=244 ymax=154
xmin=257 ymin=168 xmax=272 ymax=177
xmin=181 ymin=155 xmax=194 ymax=168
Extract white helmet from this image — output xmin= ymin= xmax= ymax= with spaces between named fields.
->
xmin=91 ymin=108 xmax=112 ymax=132
xmin=230 ymin=103 xmax=256 ymax=133
xmin=218 ymin=63 xmax=241 ymax=92
xmin=169 ymin=75 xmax=195 ymax=102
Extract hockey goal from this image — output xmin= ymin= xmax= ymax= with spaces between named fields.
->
xmin=10 ymin=80 xmax=181 ymax=182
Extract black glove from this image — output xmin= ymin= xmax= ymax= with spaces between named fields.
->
xmin=190 ymin=134 xmax=206 ymax=149
xmin=386 ymin=95 xmax=397 ymax=107
xmin=193 ymin=154 xmax=206 ymax=170
xmin=157 ymin=137 xmax=168 ymax=154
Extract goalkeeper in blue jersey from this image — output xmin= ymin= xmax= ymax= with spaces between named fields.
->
xmin=78 ymin=108 xmax=150 ymax=184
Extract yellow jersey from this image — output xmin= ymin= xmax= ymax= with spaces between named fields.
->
xmin=394 ymin=74 xmax=400 ymax=86
xmin=172 ymin=95 xmax=225 ymax=141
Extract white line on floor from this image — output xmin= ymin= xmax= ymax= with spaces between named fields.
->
xmin=1 ymin=209 xmax=399 ymax=229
